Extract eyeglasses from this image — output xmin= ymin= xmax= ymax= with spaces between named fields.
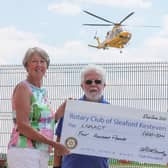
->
xmin=85 ymin=80 xmax=102 ymax=85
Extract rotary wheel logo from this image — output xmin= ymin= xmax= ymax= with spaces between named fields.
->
xmin=65 ymin=137 xmax=78 ymax=149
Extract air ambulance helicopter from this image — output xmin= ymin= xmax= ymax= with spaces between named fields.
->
xmin=83 ymin=10 xmax=158 ymax=52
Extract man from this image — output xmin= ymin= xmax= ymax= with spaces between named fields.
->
xmin=53 ymin=64 xmax=109 ymax=168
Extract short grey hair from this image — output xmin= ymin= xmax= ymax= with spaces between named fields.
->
xmin=22 ymin=47 xmax=50 ymax=68
xmin=81 ymin=64 xmax=106 ymax=84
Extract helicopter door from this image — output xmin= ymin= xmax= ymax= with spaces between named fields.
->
xmin=106 ymin=31 xmax=113 ymax=40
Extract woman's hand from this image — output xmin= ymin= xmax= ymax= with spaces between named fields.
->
xmin=53 ymin=142 xmax=70 ymax=156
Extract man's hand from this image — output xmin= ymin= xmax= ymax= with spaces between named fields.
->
xmin=55 ymin=101 xmax=66 ymax=120
xmin=55 ymin=98 xmax=75 ymax=120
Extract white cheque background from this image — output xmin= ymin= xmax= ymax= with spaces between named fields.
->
xmin=60 ymin=100 xmax=168 ymax=165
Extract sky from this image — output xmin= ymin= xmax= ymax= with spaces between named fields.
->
xmin=0 ymin=0 xmax=168 ymax=65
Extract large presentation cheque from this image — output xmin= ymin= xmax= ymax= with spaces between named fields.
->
xmin=60 ymin=100 xmax=168 ymax=165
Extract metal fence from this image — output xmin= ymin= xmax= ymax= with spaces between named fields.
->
xmin=0 ymin=62 xmax=168 ymax=167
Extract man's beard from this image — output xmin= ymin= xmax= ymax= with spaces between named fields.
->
xmin=85 ymin=91 xmax=102 ymax=101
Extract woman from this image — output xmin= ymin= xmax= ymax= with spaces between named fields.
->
xmin=7 ymin=47 xmax=69 ymax=168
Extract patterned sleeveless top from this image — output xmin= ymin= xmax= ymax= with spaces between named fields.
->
xmin=8 ymin=80 xmax=55 ymax=152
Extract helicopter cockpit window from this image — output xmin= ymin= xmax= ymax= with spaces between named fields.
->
xmin=116 ymin=28 xmax=123 ymax=34
xmin=111 ymin=27 xmax=123 ymax=37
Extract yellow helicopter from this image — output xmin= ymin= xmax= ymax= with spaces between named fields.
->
xmin=83 ymin=10 xmax=158 ymax=51
xmin=83 ymin=10 xmax=134 ymax=50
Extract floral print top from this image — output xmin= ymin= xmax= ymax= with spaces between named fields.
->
xmin=8 ymin=80 xmax=55 ymax=153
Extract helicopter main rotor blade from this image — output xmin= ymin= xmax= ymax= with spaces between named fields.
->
xmin=83 ymin=23 xmax=160 ymax=28
xmin=83 ymin=10 xmax=114 ymax=24
xmin=83 ymin=23 xmax=113 ymax=26
xmin=128 ymin=25 xmax=160 ymax=28
xmin=121 ymin=24 xmax=160 ymax=28
xmin=119 ymin=12 xmax=134 ymax=25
